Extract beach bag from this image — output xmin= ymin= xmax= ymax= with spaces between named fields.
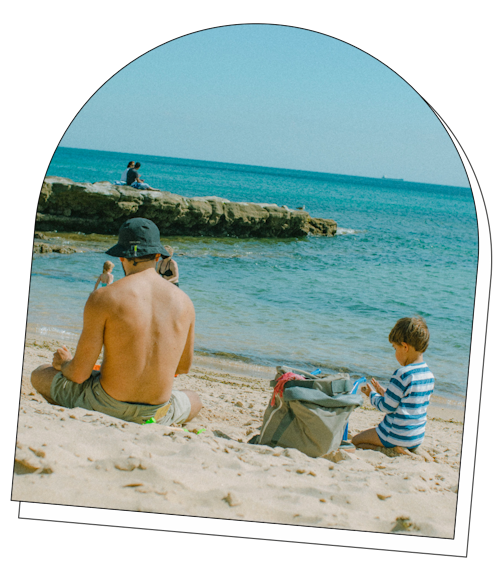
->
xmin=251 ymin=366 xmax=363 ymax=458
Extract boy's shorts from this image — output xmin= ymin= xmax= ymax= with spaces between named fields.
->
xmin=50 ymin=370 xmax=192 ymax=425
xmin=377 ymin=422 xmax=422 ymax=452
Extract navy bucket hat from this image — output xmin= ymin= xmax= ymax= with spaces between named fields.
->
xmin=106 ymin=218 xmax=169 ymax=259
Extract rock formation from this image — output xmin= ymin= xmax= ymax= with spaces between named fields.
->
xmin=36 ymin=177 xmax=337 ymax=238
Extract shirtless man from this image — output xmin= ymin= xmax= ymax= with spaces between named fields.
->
xmin=31 ymin=218 xmax=202 ymax=426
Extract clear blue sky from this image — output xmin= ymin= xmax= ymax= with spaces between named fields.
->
xmin=60 ymin=24 xmax=468 ymax=187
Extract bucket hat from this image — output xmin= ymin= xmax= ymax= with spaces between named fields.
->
xmin=106 ymin=218 xmax=169 ymax=259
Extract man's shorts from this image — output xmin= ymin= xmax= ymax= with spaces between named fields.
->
xmin=50 ymin=370 xmax=192 ymax=425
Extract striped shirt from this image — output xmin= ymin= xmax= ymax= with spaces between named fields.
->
xmin=370 ymin=362 xmax=435 ymax=449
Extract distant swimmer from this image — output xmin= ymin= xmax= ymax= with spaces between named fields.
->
xmin=93 ymin=260 xmax=115 ymax=291
xmin=157 ymin=246 xmax=180 ymax=287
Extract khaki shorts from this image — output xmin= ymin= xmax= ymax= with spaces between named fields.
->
xmin=50 ymin=370 xmax=192 ymax=425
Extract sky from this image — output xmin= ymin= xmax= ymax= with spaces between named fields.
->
xmin=59 ymin=24 xmax=468 ymax=187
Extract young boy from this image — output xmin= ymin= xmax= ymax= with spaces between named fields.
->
xmin=351 ymin=316 xmax=435 ymax=453
xmin=93 ymin=261 xmax=115 ymax=291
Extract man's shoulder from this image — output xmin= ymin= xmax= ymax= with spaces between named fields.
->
xmin=163 ymin=280 xmax=194 ymax=309
xmin=88 ymin=283 xmax=113 ymax=300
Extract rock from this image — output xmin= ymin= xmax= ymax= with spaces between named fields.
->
xmin=33 ymin=242 xmax=77 ymax=254
xmin=391 ymin=516 xmax=418 ymax=533
xmin=322 ymin=450 xmax=351 ymax=463
xmin=223 ymin=492 xmax=241 ymax=506
xmin=113 ymin=457 xmax=144 ymax=471
xmin=35 ymin=177 xmax=338 ymax=238
xmin=15 ymin=444 xmax=52 ymax=474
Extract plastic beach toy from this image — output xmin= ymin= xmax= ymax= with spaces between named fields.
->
xmin=342 ymin=377 xmax=367 ymax=441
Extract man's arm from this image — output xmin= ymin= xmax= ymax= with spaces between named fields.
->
xmin=55 ymin=291 xmax=107 ymax=383
xmin=175 ymin=304 xmax=195 ymax=375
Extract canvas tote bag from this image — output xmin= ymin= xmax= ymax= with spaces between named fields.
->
xmin=251 ymin=366 xmax=363 ymax=458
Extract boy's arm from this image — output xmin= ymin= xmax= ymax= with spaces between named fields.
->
xmin=369 ymin=374 xmax=406 ymax=413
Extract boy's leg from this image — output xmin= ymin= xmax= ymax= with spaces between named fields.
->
xmin=351 ymin=427 xmax=414 ymax=455
xmin=31 ymin=364 xmax=59 ymax=404
xmin=351 ymin=427 xmax=385 ymax=448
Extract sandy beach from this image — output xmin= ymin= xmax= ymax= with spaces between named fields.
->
xmin=12 ymin=335 xmax=464 ymax=538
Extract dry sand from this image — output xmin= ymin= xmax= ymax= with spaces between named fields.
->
xmin=13 ymin=336 xmax=464 ymax=538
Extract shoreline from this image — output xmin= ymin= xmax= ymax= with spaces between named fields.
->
xmin=23 ymin=328 xmax=467 ymax=413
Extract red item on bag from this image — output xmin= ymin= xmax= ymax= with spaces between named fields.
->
xmin=271 ymin=372 xmax=305 ymax=406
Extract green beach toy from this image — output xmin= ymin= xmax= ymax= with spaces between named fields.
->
xmin=143 ymin=417 xmax=157 ymax=424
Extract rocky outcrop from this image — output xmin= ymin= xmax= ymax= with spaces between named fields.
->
xmin=33 ymin=243 xmax=77 ymax=254
xmin=36 ymin=177 xmax=337 ymax=238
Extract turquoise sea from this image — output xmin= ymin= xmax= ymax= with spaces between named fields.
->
xmin=28 ymin=146 xmax=477 ymax=405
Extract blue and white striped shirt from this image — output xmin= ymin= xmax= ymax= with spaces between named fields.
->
xmin=370 ymin=362 xmax=435 ymax=449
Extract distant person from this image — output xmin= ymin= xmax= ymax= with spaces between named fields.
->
xmin=93 ymin=260 xmax=115 ymax=291
xmin=351 ymin=316 xmax=435 ymax=454
xmin=114 ymin=161 xmax=135 ymax=185
xmin=120 ymin=161 xmax=135 ymax=183
xmin=126 ymin=162 xmax=157 ymax=190
xmin=157 ymin=246 xmax=179 ymax=287
xmin=31 ymin=217 xmax=201 ymax=427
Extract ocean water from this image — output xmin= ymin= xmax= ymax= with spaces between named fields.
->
xmin=28 ymin=146 xmax=478 ymax=404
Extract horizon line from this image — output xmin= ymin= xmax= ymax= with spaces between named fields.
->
xmin=56 ymin=145 xmax=471 ymax=190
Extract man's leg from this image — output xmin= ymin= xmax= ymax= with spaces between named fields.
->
xmin=31 ymin=364 xmax=59 ymax=404
xmin=179 ymin=389 xmax=202 ymax=422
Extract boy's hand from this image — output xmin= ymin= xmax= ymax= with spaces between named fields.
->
xmin=369 ymin=377 xmax=385 ymax=396
xmin=52 ymin=346 xmax=72 ymax=371
xmin=361 ymin=384 xmax=372 ymax=397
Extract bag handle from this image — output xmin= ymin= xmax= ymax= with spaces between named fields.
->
xmin=276 ymin=365 xmax=319 ymax=379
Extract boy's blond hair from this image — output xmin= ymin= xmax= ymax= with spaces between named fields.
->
xmin=103 ymin=261 xmax=115 ymax=272
xmin=389 ymin=316 xmax=430 ymax=353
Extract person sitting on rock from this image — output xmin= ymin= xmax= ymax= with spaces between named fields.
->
xmin=120 ymin=161 xmax=135 ymax=183
xmin=126 ymin=162 xmax=157 ymax=190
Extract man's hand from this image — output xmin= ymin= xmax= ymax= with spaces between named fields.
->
xmin=52 ymin=346 xmax=73 ymax=371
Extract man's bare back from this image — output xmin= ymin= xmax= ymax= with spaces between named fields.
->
xmin=95 ymin=267 xmax=194 ymax=404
